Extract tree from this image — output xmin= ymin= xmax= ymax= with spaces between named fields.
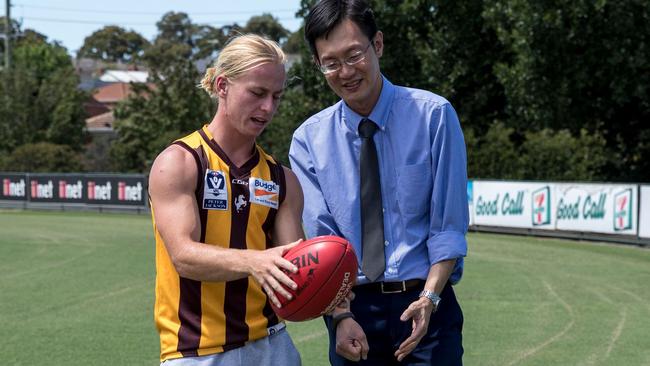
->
xmin=0 ymin=28 xmax=86 ymax=155
xmin=466 ymin=122 xmax=521 ymax=180
xmin=77 ymin=26 xmax=150 ymax=63
xmin=110 ymin=24 xmax=214 ymax=172
xmin=154 ymin=12 xmax=223 ymax=61
xmin=282 ymin=30 xmax=303 ymax=54
xmin=518 ymin=129 xmax=607 ymax=181
xmin=244 ymin=13 xmax=290 ymax=43
xmin=1 ymin=142 xmax=83 ymax=172
xmin=483 ymin=0 xmax=650 ymax=181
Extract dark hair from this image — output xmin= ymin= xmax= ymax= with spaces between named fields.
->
xmin=304 ymin=0 xmax=378 ymax=60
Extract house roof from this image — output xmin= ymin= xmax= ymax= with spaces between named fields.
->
xmin=93 ymin=82 xmax=134 ymax=104
xmin=85 ymin=111 xmax=114 ymax=132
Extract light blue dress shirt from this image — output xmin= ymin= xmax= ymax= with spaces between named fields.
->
xmin=289 ymin=76 xmax=468 ymax=285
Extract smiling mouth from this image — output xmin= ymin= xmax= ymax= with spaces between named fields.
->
xmin=342 ymin=79 xmax=362 ymax=90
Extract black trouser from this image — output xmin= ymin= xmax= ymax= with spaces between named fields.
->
xmin=324 ymin=281 xmax=463 ymax=366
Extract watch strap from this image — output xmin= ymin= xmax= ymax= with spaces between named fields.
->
xmin=332 ymin=311 xmax=355 ymax=330
xmin=419 ymin=290 xmax=441 ymax=308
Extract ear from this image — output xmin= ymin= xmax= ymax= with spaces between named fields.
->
xmin=215 ymin=75 xmax=228 ymax=98
xmin=373 ymin=31 xmax=384 ymax=58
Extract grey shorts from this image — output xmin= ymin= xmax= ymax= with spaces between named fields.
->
xmin=161 ymin=325 xmax=301 ymax=366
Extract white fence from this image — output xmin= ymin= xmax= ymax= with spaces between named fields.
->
xmin=468 ymin=180 xmax=647 ymax=244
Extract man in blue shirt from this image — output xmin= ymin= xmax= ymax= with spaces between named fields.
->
xmin=289 ymin=0 xmax=468 ymax=365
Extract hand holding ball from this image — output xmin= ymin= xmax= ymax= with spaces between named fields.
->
xmin=270 ymin=236 xmax=357 ymax=321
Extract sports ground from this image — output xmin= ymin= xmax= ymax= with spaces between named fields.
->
xmin=1 ymin=210 xmax=648 ymax=365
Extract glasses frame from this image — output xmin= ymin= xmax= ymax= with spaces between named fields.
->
xmin=318 ymin=41 xmax=374 ymax=75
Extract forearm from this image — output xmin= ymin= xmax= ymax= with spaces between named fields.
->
xmin=169 ymin=239 xmax=253 ymax=282
xmin=423 ymin=258 xmax=456 ymax=294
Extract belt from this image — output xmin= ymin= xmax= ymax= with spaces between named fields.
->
xmin=354 ymin=279 xmax=425 ymax=294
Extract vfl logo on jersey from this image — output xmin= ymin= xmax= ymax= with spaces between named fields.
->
xmin=249 ymin=177 xmax=279 ymax=209
xmin=203 ymin=169 xmax=228 ymax=210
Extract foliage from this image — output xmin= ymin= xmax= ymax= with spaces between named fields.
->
xmin=110 ymin=26 xmax=214 ymax=172
xmin=465 ymin=122 xmax=521 ymax=180
xmin=483 ymin=0 xmax=650 ymax=181
xmin=0 ymin=30 xmax=86 ymax=155
xmin=518 ymin=129 xmax=607 ymax=181
xmin=1 ymin=142 xmax=83 ymax=172
xmin=154 ymin=12 xmax=225 ymax=61
xmin=3 ymin=2 xmax=648 ymax=181
xmin=243 ymin=13 xmax=290 ymax=43
xmin=466 ymin=123 xmax=608 ymax=181
xmin=77 ymin=26 xmax=150 ymax=63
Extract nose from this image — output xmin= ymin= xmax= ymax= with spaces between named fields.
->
xmin=260 ymin=95 xmax=276 ymax=113
xmin=338 ymin=62 xmax=356 ymax=79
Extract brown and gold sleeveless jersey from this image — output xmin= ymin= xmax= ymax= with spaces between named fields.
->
xmin=152 ymin=125 xmax=286 ymax=362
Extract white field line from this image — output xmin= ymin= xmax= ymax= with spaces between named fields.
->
xmin=506 ymin=279 xmax=576 ymax=366
xmin=584 ymin=287 xmax=614 ymax=305
xmin=0 ymin=248 xmax=95 ymax=280
xmin=581 ymin=303 xmax=627 ymax=366
xmin=606 ymin=285 xmax=650 ymax=314
xmin=605 ymin=307 xmax=627 ymax=359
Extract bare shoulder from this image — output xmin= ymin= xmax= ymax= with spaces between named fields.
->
xmin=149 ymin=144 xmax=198 ymax=196
xmin=282 ymin=166 xmax=300 ymax=188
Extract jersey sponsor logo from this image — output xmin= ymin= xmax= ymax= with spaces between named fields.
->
xmin=204 ymin=169 xmax=228 ymax=210
xmin=248 ymin=177 xmax=279 ymax=209
xmin=231 ymin=178 xmax=248 ymax=186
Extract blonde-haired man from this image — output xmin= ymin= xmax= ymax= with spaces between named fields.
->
xmin=149 ymin=34 xmax=304 ymax=365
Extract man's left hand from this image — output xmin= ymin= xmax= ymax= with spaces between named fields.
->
xmin=394 ymin=297 xmax=435 ymax=362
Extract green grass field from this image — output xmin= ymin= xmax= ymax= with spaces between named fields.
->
xmin=1 ymin=210 xmax=649 ymax=365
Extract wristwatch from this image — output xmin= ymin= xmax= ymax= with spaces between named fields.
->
xmin=419 ymin=290 xmax=441 ymax=311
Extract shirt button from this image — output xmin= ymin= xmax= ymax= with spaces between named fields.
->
xmin=384 ymin=240 xmax=389 ymax=246
xmin=382 ymin=208 xmax=385 ymax=213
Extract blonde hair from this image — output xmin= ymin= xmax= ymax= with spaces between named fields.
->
xmin=200 ymin=34 xmax=286 ymax=98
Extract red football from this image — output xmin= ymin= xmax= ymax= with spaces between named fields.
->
xmin=271 ymin=235 xmax=358 ymax=322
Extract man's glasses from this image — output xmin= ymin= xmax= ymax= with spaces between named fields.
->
xmin=318 ymin=42 xmax=373 ymax=75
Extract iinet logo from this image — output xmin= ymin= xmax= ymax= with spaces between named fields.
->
xmin=118 ymin=182 xmax=143 ymax=201
xmin=58 ymin=180 xmax=83 ymax=199
xmin=30 ymin=180 xmax=54 ymax=199
xmin=87 ymin=181 xmax=112 ymax=200
xmin=3 ymin=179 xmax=26 ymax=197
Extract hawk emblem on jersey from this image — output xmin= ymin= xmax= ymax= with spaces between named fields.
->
xmin=235 ymin=194 xmax=247 ymax=213
xmin=203 ymin=169 xmax=228 ymax=210
xmin=248 ymin=177 xmax=279 ymax=209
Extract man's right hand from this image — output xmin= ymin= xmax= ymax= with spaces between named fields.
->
xmin=335 ymin=316 xmax=369 ymax=361
xmin=246 ymin=239 xmax=302 ymax=308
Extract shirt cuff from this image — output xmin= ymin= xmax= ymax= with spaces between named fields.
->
xmin=426 ymin=230 xmax=467 ymax=266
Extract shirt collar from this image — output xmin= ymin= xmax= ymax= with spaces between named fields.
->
xmin=342 ymin=75 xmax=395 ymax=136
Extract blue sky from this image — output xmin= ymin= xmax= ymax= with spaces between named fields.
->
xmin=4 ymin=0 xmax=303 ymax=54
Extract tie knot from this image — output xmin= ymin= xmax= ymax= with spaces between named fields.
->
xmin=359 ymin=119 xmax=378 ymax=138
